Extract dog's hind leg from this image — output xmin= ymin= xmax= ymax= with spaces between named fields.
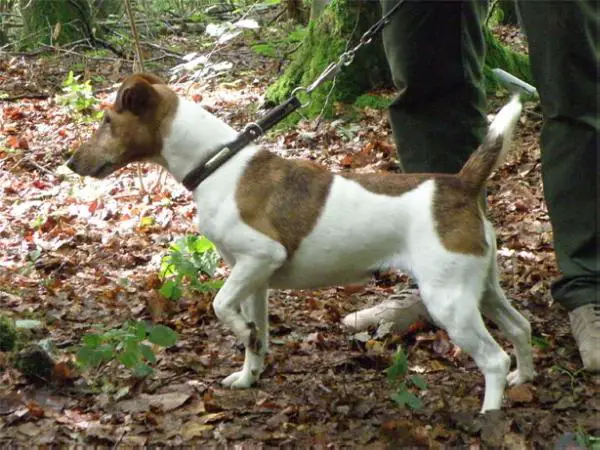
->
xmin=222 ymin=286 xmax=269 ymax=387
xmin=481 ymin=257 xmax=535 ymax=386
xmin=420 ymin=273 xmax=510 ymax=412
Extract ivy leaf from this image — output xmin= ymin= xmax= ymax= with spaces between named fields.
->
xmin=409 ymin=375 xmax=428 ymax=390
xmin=139 ymin=344 xmax=157 ymax=363
xmin=159 ymin=280 xmax=182 ymax=300
xmin=118 ymin=348 xmax=140 ymax=369
xmin=133 ymin=321 xmax=148 ymax=341
xmin=391 ymin=390 xmax=423 ymax=410
xmin=77 ymin=347 xmax=104 ymax=368
xmin=148 ymin=325 xmax=178 ymax=347
xmin=387 ymin=348 xmax=408 ymax=383
xmin=133 ymin=363 xmax=153 ymax=378
xmin=82 ymin=333 xmax=102 ymax=348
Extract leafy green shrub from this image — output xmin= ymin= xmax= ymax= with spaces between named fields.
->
xmin=353 ymin=94 xmax=392 ymax=110
xmin=252 ymin=43 xmax=277 ymax=58
xmin=77 ymin=321 xmax=178 ymax=378
xmin=14 ymin=344 xmax=54 ymax=382
xmin=387 ymin=347 xmax=428 ymax=410
xmin=159 ymin=235 xmax=223 ymax=300
xmin=0 ymin=316 xmax=17 ymax=352
xmin=56 ymin=71 xmax=102 ymax=121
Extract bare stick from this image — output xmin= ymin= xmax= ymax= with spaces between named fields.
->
xmin=123 ymin=0 xmax=148 ymax=195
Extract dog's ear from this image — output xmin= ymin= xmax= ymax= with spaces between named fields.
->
xmin=115 ymin=73 xmax=163 ymax=115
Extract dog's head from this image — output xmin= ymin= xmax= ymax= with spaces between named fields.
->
xmin=66 ymin=73 xmax=177 ymax=178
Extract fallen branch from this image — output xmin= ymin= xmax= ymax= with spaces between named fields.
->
xmin=1 ymin=93 xmax=50 ymax=101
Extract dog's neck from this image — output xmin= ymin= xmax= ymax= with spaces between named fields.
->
xmin=154 ymin=98 xmax=239 ymax=183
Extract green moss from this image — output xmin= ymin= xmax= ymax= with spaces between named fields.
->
xmin=14 ymin=344 xmax=54 ymax=383
xmin=0 ymin=316 xmax=17 ymax=352
xmin=266 ymin=3 xmax=531 ymax=123
xmin=20 ymin=0 xmax=92 ymax=47
xmin=353 ymin=94 xmax=392 ymax=110
xmin=483 ymin=27 xmax=533 ymax=94
xmin=266 ymin=0 xmax=392 ymax=122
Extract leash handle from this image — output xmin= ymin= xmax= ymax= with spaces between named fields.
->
xmin=256 ymin=96 xmax=302 ymax=134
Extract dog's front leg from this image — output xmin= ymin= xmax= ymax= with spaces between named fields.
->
xmin=213 ymin=258 xmax=279 ymax=388
xmin=222 ymin=286 xmax=269 ymax=388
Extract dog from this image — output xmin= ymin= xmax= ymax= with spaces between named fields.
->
xmin=67 ymin=73 xmax=535 ymax=412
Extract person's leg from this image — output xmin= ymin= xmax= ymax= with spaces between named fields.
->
xmin=518 ymin=0 xmax=600 ymax=371
xmin=380 ymin=0 xmax=488 ymax=174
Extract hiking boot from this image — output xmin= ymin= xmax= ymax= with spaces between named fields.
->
xmin=568 ymin=303 xmax=600 ymax=372
xmin=342 ymin=289 xmax=430 ymax=332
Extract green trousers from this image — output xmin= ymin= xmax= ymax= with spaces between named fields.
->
xmin=380 ymin=0 xmax=599 ymax=310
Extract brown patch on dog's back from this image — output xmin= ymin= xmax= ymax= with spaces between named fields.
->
xmin=433 ymin=176 xmax=487 ymax=256
xmin=236 ymin=150 xmax=333 ymax=257
xmin=342 ymin=171 xmax=432 ymax=196
xmin=238 ymin=153 xmax=486 ymax=258
xmin=345 ymin=171 xmax=486 ymax=255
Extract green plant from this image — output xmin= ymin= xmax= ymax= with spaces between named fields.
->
xmin=0 ymin=316 xmax=17 ymax=352
xmin=576 ymin=429 xmax=600 ymax=450
xmin=353 ymin=93 xmax=392 ymax=110
xmin=56 ymin=71 xmax=102 ymax=121
xmin=531 ymin=335 xmax=550 ymax=350
xmin=551 ymin=363 xmax=585 ymax=393
xmin=77 ymin=321 xmax=178 ymax=377
xmin=159 ymin=235 xmax=223 ymax=300
xmin=14 ymin=344 xmax=54 ymax=382
xmin=252 ymin=42 xmax=277 ymax=58
xmin=387 ymin=347 xmax=428 ymax=410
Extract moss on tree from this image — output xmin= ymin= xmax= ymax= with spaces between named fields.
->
xmin=266 ymin=0 xmax=392 ymax=119
xmin=483 ymin=27 xmax=533 ymax=92
xmin=0 ymin=316 xmax=17 ymax=352
xmin=267 ymin=1 xmax=532 ymax=120
xmin=20 ymin=0 xmax=93 ymax=47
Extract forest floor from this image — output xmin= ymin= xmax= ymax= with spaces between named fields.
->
xmin=0 ymin=18 xmax=598 ymax=449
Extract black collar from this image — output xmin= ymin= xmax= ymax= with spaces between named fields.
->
xmin=181 ymin=96 xmax=301 ymax=191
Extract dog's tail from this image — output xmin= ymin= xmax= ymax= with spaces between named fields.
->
xmin=458 ymin=95 xmax=522 ymax=193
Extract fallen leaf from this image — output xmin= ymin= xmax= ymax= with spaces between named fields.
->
xmin=507 ymin=384 xmax=535 ymax=403
xmin=18 ymin=421 xmax=40 ymax=437
xmin=180 ymin=421 xmax=214 ymax=440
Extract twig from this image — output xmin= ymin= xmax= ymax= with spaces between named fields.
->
xmin=1 ymin=93 xmax=50 ymax=102
xmin=282 ymin=41 xmax=303 ymax=59
xmin=485 ymin=0 xmax=500 ymax=26
xmin=123 ymin=0 xmax=148 ymax=195
xmin=266 ymin=7 xmax=286 ymax=27
xmin=39 ymin=43 xmax=118 ymax=61
xmin=123 ymin=0 xmax=144 ymax=72
xmin=12 ymin=157 xmax=55 ymax=177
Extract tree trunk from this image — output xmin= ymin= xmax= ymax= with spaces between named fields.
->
xmin=499 ymin=0 xmax=519 ymax=25
xmin=267 ymin=0 xmax=532 ymax=119
xmin=483 ymin=27 xmax=533 ymax=91
xmin=284 ymin=0 xmax=307 ymax=23
xmin=309 ymin=0 xmax=329 ymax=21
xmin=20 ymin=0 xmax=93 ymax=46
xmin=266 ymin=0 xmax=392 ymax=119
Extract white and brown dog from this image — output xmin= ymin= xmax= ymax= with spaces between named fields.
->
xmin=67 ymin=74 xmax=534 ymax=412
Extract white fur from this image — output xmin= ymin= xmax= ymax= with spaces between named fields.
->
xmin=488 ymin=95 xmax=522 ymax=172
xmin=155 ymin=96 xmax=533 ymax=411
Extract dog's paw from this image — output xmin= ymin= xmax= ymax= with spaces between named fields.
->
xmin=507 ymin=368 xmax=535 ymax=386
xmin=222 ymin=369 xmax=258 ymax=389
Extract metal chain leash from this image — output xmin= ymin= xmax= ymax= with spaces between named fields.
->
xmin=294 ymin=0 xmax=407 ymax=102
xmin=182 ymin=0 xmax=407 ymax=191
